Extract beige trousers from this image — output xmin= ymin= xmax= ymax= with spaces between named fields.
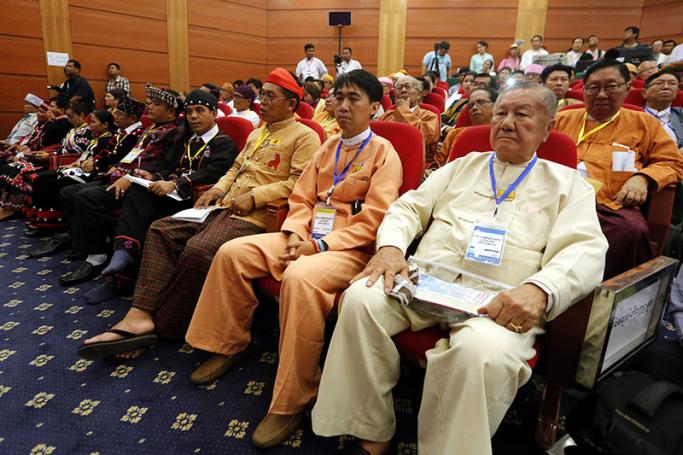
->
xmin=311 ymin=277 xmax=542 ymax=455
xmin=185 ymin=232 xmax=369 ymax=414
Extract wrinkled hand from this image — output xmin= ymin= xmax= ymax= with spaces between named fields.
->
xmin=149 ymin=180 xmax=175 ymax=196
xmin=107 ymin=177 xmax=132 ymax=200
xmin=613 ymin=174 xmax=649 ymax=206
xmin=351 ymin=246 xmax=409 ymax=293
xmin=396 ymin=98 xmax=410 ymax=108
xmin=478 ymin=283 xmax=548 ymax=333
xmin=231 ymin=192 xmax=255 ymax=216
xmin=278 ymin=233 xmax=316 ymax=269
xmin=195 ymin=187 xmax=224 ymax=209
xmin=80 ymin=159 xmax=94 ymax=173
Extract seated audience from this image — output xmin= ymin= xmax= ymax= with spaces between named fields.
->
xmin=29 ymin=97 xmax=145 ymax=257
xmin=312 ymin=90 xmax=341 ymax=137
xmin=541 ymin=64 xmax=583 ymax=108
xmin=498 ymin=67 xmax=512 ymax=88
xmin=28 ymin=110 xmax=116 ymax=230
xmin=74 ymin=89 xmax=237 ymax=300
xmin=105 ymin=62 xmax=130 ymax=96
xmin=524 ymin=64 xmax=544 ymax=83
xmin=200 ymin=83 xmax=224 ymax=117
xmin=474 ymin=72 xmax=495 ymax=90
xmin=247 ymin=79 xmax=263 ymax=101
xmin=304 ymin=81 xmax=323 ymax=111
xmin=311 ymin=82 xmax=608 ymax=455
xmin=54 ymin=86 xmax=182 ymax=286
xmin=651 ymin=40 xmax=664 ymax=64
xmin=625 ymin=62 xmax=638 ymax=82
xmin=76 ymin=67 xmax=318 ymax=344
xmin=3 ymin=95 xmax=39 ymax=146
xmin=436 ymin=87 xmax=497 ymax=168
xmin=185 ymin=69 xmax=402 ymax=448
xmin=442 ymin=73 xmax=476 ymax=128
xmin=104 ymin=88 xmax=127 ymax=111
xmin=637 ymin=60 xmax=659 ymax=82
xmin=380 ymin=76 xmax=439 ymax=165
xmin=554 ymin=59 xmax=683 ymax=279
xmin=0 ymin=97 xmax=59 ymax=164
xmin=229 ymin=85 xmax=260 ymax=127
xmin=0 ymin=97 xmax=86 ymax=220
xmin=321 ymin=74 xmax=335 ymax=97
xmin=585 ymin=35 xmax=605 ymax=60
xmin=498 ymin=43 xmax=521 ymax=71
xmin=564 ymin=37 xmax=585 ymax=67
xmin=448 ymin=68 xmax=471 ymax=96
xmin=219 ymin=82 xmax=235 ymax=110
xmin=643 ymin=70 xmax=683 ymax=148
xmin=378 ymin=76 xmax=394 ymax=102
xmin=482 ymin=59 xmax=496 ymax=76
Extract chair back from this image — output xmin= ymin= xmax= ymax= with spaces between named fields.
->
xmin=423 ymin=92 xmax=445 ymax=113
xmin=296 ymin=118 xmax=326 ymax=143
xmin=625 ymin=88 xmax=645 ymax=107
xmin=370 ymin=121 xmax=424 ymax=195
xmin=380 ymin=95 xmax=391 ymax=111
xmin=295 ymin=102 xmax=314 ymax=119
xmin=216 ymin=116 xmax=253 ymax=152
xmin=436 ymin=81 xmax=450 ymax=91
xmin=218 ymin=103 xmax=232 ymax=116
xmin=565 ymin=89 xmax=584 ymax=101
xmin=448 ymin=124 xmax=577 ymax=169
xmin=455 ymin=105 xmax=472 ymax=128
xmin=632 ymin=79 xmax=645 ymax=88
xmin=673 ymin=92 xmax=683 ymax=108
xmin=251 ymin=103 xmax=261 ymax=116
xmin=432 ymin=87 xmax=448 ymax=99
xmin=560 ymin=102 xmax=585 ymax=112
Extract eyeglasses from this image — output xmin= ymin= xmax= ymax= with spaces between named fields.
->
xmin=648 ymin=80 xmax=679 ymax=88
xmin=585 ymin=82 xmax=627 ymax=95
xmin=467 ymin=99 xmax=493 ymax=109
xmin=258 ymin=93 xmax=289 ymax=103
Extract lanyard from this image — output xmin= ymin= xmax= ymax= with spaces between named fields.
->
xmin=576 ymin=110 xmax=620 ymax=145
xmin=186 ymin=138 xmax=208 ymax=167
xmin=327 ymin=133 xmax=373 ymax=204
xmin=236 ymin=127 xmax=270 ymax=177
xmin=488 ymin=153 xmax=538 ymax=217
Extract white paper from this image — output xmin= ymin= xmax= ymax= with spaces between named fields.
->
xmin=124 ymin=174 xmax=184 ymax=201
xmin=46 ymin=51 xmax=69 ymax=67
xmin=612 ymin=150 xmax=636 ymax=172
xmin=172 ymin=207 xmax=217 ymax=224
xmin=415 ymin=273 xmax=498 ymax=315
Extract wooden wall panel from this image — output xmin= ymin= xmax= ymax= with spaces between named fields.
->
xmin=266 ymin=2 xmax=380 ymax=76
xmin=188 ymin=0 xmax=267 ymax=87
xmin=0 ymin=0 xmax=46 ymax=137
xmin=640 ymin=2 xmax=683 ymax=43
xmin=405 ymin=1 xmax=518 ymax=71
xmin=68 ymin=0 xmax=167 ymax=19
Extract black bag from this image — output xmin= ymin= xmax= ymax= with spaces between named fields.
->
xmin=567 ymin=370 xmax=683 ymax=455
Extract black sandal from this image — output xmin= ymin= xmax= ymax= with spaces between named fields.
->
xmin=77 ymin=328 xmax=157 ymax=360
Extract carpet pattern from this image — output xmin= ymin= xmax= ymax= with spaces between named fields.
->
xmin=3 ymin=217 xmax=672 ymax=454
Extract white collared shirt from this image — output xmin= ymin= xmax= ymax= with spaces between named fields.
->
xmin=192 ymin=123 xmax=220 ymax=143
xmin=338 ymin=59 xmax=362 ymax=74
xmin=296 ymin=57 xmax=328 ymax=80
xmin=645 ymin=106 xmax=677 ymax=142
xmin=229 ymin=109 xmax=260 ymax=128
xmin=340 ymin=127 xmax=371 ymax=147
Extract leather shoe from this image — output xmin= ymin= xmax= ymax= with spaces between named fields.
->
xmin=29 ymin=239 xmax=69 ymax=258
xmin=190 ymin=350 xmax=250 ymax=385
xmin=252 ymin=412 xmax=304 ymax=448
xmin=59 ymin=262 xmax=102 ymax=286
xmin=24 ymin=229 xmax=46 ymax=238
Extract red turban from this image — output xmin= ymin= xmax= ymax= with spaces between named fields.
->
xmin=266 ymin=68 xmax=304 ymax=99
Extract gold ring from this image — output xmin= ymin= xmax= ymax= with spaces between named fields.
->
xmin=509 ymin=323 xmax=522 ymax=333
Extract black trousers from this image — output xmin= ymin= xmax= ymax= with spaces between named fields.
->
xmin=60 ymin=181 xmax=191 ymax=256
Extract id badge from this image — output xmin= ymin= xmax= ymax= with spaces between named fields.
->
xmin=311 ymin=202 xmax=336 ymax=240
xmin=465 ymin=223 xmax=506 ymax=266
xmin=119 ymin=148 xmax=143 ymax=164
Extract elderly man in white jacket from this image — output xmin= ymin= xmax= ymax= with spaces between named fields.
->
xmin=311 ymin=82 xmax=609 ymax=455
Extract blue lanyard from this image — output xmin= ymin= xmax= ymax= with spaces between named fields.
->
xmin=327 ymin=132 xmax=373 ymax=204
xmin=488 ymin=153 xmax=538 ymax=216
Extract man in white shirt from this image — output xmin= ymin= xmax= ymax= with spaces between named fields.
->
xmin=229 ymin=85 xmax=261 ymax=128
xmin=659 ymin=40 xmax=677 ymax=65
xmin=670 ymin=42 xmax=683 ymax=63
xmin=295 ymin=43 xmax=328 ymax=82
xmin=469 ymin=40 xmax=494 ymax=74
xmin=520 ymin=35 xmax=549 ymax=70
xmin=336 ymin=47 xmax=362 ymax=75
xmin=422 ymin=41 xmax=452 ymax=82
xmin=3 ymin=94 xmax=39 ymax=145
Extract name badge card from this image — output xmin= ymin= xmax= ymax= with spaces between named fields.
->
xmin=311 ymin=202 xmax=336 ymax=240
xmin=465 ymin=224 xmax=506 ymax=266
xmin=119 ymin=148 xmax=143 ymax=164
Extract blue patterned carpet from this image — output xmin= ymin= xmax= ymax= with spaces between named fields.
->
xmin=0 ymin=217 xmax=582 ymax=454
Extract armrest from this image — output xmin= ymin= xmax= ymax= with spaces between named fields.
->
xmin=49 ymin=152 xmax=80 ymax=171
xmin=265 ymin=198 xmax=289 ymax=233
xmin=644 ymin=184 xmax=676 ymax=256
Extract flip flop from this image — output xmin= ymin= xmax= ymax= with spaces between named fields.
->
xmin=77 ymin=328 xmax=158 ymax=360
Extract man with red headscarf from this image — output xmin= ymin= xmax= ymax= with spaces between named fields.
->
xmin=77 ymin=69 xmax=319 ymax=360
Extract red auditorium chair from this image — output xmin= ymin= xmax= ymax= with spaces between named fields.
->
xmin=560 ymin=103 xmax=644 ymax=112
xmin=560 ymin=102 xmax=585 ymax=111
xmin=216 ymin=116 xmax=253 ymax=152
xmin=256 ymin=121 xmax=424 ymax=298
xmin=625 ymin=88 xmax=645 ymax=106
xmin=436 ymin=81 xmax=449 ymax=92
xmin=296 ymin=118 xmax=326 ymax=144
xmin=570 ymin=80 xmax=584 ymax=90
xmin=251 ymin=102 xmax=261 ymax=116
xmin=565 ymin=89 xmax=584 ymax=101
xmin=423 ymin=92 xmax=445 ymax=113
xmin=632 ymin=79 xmax=645 ymax=88
xmin=432 ymin=87 xmax=448 ymax=99
xmin=454 ymin=105 xmax=472 ymax=128
xmin=380 ymin=95 xmax=391 ymax=111
xmin=295 ymin=102 xmax=314 ymax=119
xmin=674 ymin=92 xmax=683 ymax=108
xmin=140 ymin=114 xmax=153 ymax=129
xmin=218 ymin=103 xmax=232 ymax=116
